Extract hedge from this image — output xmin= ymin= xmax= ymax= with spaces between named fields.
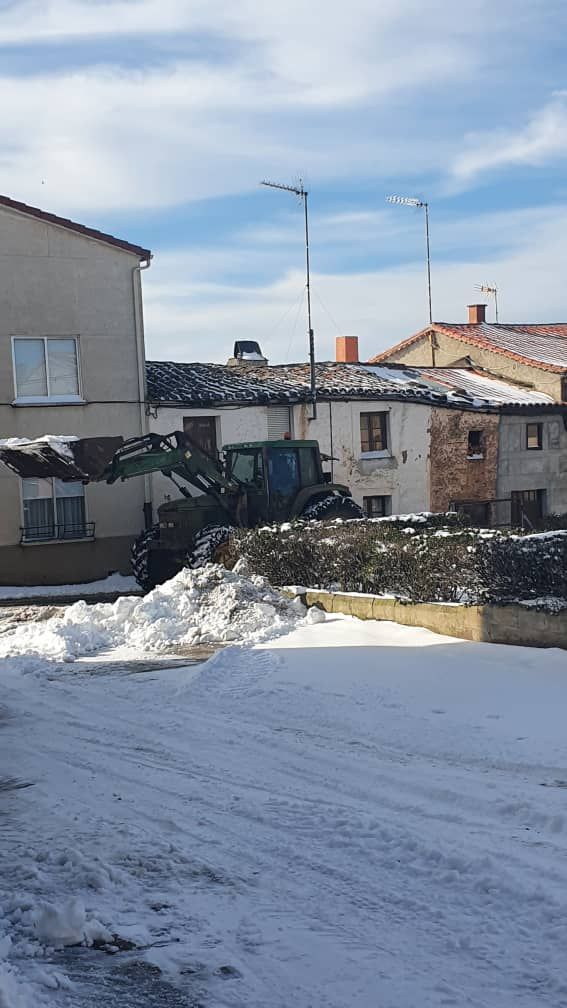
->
xmin=227 ymin=517 xmax=567 ymax=606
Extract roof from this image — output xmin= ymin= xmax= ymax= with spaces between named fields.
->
xmin=146 ymin=359 xmax=555 ymax=411
xmin=0 ymin=194 xmax=151 ymax=260
xmin=371 ymin=322 xmax=567 ymax=372
xmin=416 ymin=368 xmax=553 ymax=406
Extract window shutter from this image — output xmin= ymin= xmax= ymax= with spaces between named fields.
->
xmin=267 ymin=406 xmax=292 ymax=440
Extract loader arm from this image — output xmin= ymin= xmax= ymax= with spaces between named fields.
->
xmin=0 ymin=430 xmax=241 ymax=506
xmin=105 ymin=431 xmax=240 ymax=500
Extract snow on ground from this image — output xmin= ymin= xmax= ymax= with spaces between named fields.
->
xmin=0 ymin=574 xmax=138 ymax=602
xmin=2 ymin=572 xmax=567 ymax=1007
xmin=0 ymin=565 xmax=301 ymax=666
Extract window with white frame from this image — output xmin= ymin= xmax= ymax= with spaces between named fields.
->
xmin=21 ymin=478 xmax=89 ymax=542
xmin=13 ymin=337 xmax=81 ymax=402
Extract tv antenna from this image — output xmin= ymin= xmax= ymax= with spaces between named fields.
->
xmin=261 ymin=179 xmax=317 ymax=419
xmin=475 ymin=284 xmax=499 ymax=322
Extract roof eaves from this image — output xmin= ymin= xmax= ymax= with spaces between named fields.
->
xmin=0 ymin=194 xmax=152 ymax=260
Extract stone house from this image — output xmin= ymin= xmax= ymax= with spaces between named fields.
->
xmin=0 ymin=196 xmax=151 ymax=585
xmin=371 ymin=303 xmax=567 ymax=402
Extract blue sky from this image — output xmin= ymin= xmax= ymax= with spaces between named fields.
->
xmin=1 ymin=0 xmax=567 ymax=363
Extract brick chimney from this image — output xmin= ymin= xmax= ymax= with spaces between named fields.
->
xmin=467 ymin=304 xmax=487 ymax=324
xmin=336 ymin=335 xmax=359 ymax=363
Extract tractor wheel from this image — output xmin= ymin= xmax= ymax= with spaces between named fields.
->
xmin=131 ymin=524 xmax=161 ymax=592
xmin=187 ymin=524 xmax=235 ymax=569
xmin=301 ymin=494 xmax=364 ymax=522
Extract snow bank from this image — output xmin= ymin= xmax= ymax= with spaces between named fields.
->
xmin=0 ymin=573 xmax=138 ymax=602
xmin=0 ymin=565 xmax=307 ymax=666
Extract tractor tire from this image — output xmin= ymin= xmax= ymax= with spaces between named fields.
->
xmin=301 ymin=494 xmax=364 ymax=522
xmin=187 ymin=524 xmax=235 ymax=569
xmin=131 ymin=524 xmax=161 ymax=592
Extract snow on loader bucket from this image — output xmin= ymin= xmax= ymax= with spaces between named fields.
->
xmin=0 ymin=435 xmax=124 ymax=482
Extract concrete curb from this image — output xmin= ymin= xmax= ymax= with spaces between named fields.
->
xmin=288 ymin=590 xmax=567 ymax=650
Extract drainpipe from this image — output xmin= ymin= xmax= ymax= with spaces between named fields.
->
xmin=132 ymin=256 xmax=153 ymax=528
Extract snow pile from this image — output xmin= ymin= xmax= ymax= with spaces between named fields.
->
xmin=0 ymin=565 xmax=307 ymax=665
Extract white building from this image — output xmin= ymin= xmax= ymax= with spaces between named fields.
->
xmin=0 ymin=195 xmax=151 ymax=585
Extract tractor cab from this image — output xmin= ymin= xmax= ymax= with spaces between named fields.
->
xmin=224 ymin=440 xmax=328 ymax=524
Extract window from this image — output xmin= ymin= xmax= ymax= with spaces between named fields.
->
xmin=267 ymin=447 xmax=300 ymax=496
xmin=467 ymin=430 xmax=484 ymax=458
xmin=183 ymin=416 xmax=218 ymax=457
xmin=451 ymin=500 xmax=490 ymax=526
xmin=21 ymin=478 xmax=90 ymax=542
xmin=562 ymin=377 xmax=567 ymax=402
xmin=298 ymin=447 xmax=320 ymax=487
xmin=13 ymin=337 xmax=80 ymax=402
xmin=363 ymin=495 xmax=391 ymax=518
xmin=526 ymin=422 xmax=543 ymax=450
xmin=511 ymin=489 xmax=546 ymax=529
xmin=228 ymin=449 xmax=264 ymax=486
xmin=267 ymin=406 xmax=292 ymax=440
xmin=360 ymin=412 xmax=388 ymax=453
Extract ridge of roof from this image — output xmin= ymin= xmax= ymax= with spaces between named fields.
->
xmin=0 ymin=194 xmax=151 ymax=260
xmin=371 ymin=322 xmax=567 ymax=372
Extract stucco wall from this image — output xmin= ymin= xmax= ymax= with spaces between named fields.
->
xmin=150 ymin=398 xmax=432 ymax=516
xmin=0 ymin=205 xmax=147 ymax=583
xmin=429 ymin=408 xmax=499 ymax=513
xmin=497 ymin=414 xmax=567 ymax=515
xmin=382 ymin=330 xmax=564 ymax=401
xmin=293 ymin=401 xmax=431 ymax=513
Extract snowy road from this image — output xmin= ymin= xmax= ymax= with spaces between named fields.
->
xmin=2 ymin=613 xmax=567 ymax=1007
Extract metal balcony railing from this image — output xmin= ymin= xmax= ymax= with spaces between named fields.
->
xmin=20 ymin=522 xmax=95 ymax=544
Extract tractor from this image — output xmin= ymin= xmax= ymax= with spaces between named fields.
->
xmin=0 ymin=430 xmax=363 ymax=590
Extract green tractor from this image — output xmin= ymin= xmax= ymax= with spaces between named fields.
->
xmin=0 ymin=430 xmax=363 ymax=591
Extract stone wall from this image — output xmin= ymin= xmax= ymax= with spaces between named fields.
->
xmin=429 ymin=408 xmax=499 ymax=512
xmin=293 ymin=590 xmax=567 ymax=650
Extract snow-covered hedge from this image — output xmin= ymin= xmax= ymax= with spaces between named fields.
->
xmin=229 ymin=519 xmax=567 ymax=606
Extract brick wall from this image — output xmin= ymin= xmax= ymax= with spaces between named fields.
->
xmin=429 ymin=408 xmax=499 ymax=512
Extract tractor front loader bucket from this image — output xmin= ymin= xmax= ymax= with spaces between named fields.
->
xmin=0 ymin=436 xmax=124 ymax=482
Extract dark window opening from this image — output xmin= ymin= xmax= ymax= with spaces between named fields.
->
xmin=298 ymin=448 xmax=320 ymax=488
xmin=183 ymin=416 xmax=218 ymax=457
xmin=526 ymin=422 xmax=543 ymax=451
xmin=363 ymin=495 xmax=391 ymax=518
xmin=360 ymin=412 xmax=388 ymax=453
xmin=562 ymin=377 xmax=567 ymax=402
xmin=511 ymin=489 xmax=546 ymax=528
xmin=467 ymin=430 xmax=484 ymax=457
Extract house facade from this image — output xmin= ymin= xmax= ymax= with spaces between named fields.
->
xmin=0 ymin=196 xmax=151 ymax=585
xmin=146 ymin=338 xmax=565 ymax=526
xmin=372 ymin=303 xmax=567 ymax=402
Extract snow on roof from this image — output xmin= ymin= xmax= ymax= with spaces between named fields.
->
xmin=416 ymin=368 xmax=554 ymax=406
xmin=371 ymin=322 xmax=567 ymax=372
xmin=146 ymin=360 xmax=555 ymax=411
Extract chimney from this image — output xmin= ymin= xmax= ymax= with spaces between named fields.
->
xmin=467 ymin=304 xmax=487 ymax=325
xmin=227 ymin=340 xmax=268 ymax=368
xmin=336 ymin=335 xmax=359 ymax=363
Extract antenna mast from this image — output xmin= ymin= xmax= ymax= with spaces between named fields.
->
xmin=261 ymin=179 xmax=317 ymax=419
xmin=475 ymin=284 xmax=499 ymax=322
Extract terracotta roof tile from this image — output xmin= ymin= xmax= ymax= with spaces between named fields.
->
xmin=371 ymin=322 xmax=567 ymax=372
xmin=0 ymin=194 xmax=151 ymax=259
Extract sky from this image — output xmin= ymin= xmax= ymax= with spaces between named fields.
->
xmin=1 ymin=0 xmax=567 ymax=364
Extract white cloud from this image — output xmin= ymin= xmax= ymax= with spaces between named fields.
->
xmin=142 ymin=205 xmax=567 ymax=364
xmin=0 ymin=0 xmax=537 ymax=212
xmin=452 ymin=91 xmax=567 ymax=183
